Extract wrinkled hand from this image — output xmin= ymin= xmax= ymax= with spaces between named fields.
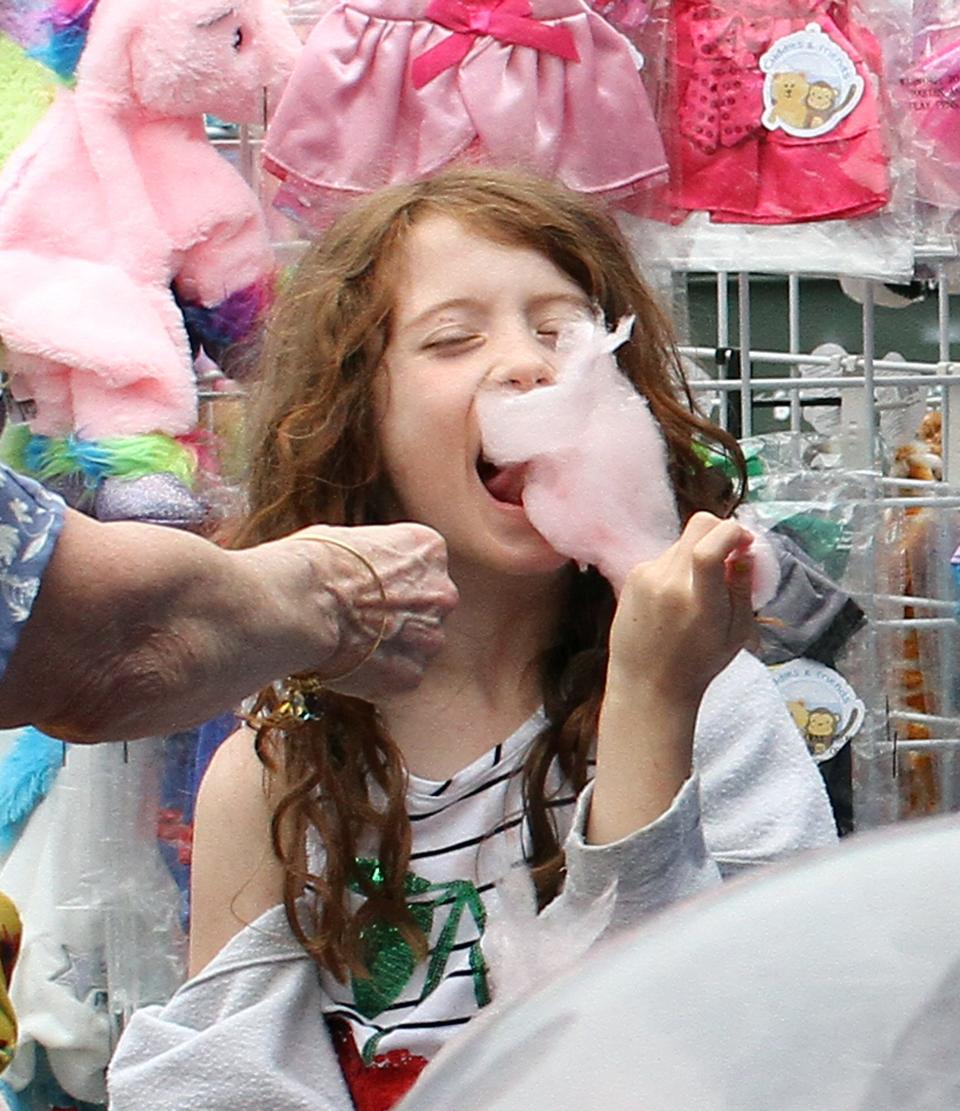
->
xmin=287 ymin=521 xmax=458 ymax=698
xmin=608 ymin=512 xmax=756 ymax=706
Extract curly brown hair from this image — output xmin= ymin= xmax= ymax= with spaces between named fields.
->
xmin=230 ymin=168 xmax=746 ymax=983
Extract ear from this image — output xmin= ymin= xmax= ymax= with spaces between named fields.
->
xmin=73 ymin=0 xmax=139 ymax=108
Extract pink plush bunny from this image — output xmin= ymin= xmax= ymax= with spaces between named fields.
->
xmin=0 ymin=0 xmax=300 ymax=440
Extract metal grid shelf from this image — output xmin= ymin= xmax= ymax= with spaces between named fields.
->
xmin=680 ymin=269 xmax=960 ymax=829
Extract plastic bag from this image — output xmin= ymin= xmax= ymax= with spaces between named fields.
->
xmin=620 ymin=0 xmax=916 ymax=279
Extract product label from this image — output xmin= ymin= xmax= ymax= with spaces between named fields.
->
xmin=768 ymin=658 xmax=866 ymax=763
xmin=902 ymin=37 xmax=960 ymax=113
xmin=760 ymin=22 xmax=864 ymax=139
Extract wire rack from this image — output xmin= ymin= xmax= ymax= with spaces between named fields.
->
xmin=678 ymin=268 xmax=960 ymax=829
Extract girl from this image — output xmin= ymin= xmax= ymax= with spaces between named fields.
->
xmin=108 ymin=169 xmax=836 ymax=1111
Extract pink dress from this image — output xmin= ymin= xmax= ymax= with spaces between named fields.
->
xmin=668 ymin=0 xmax=890 ymax=224
xmin=263 ymin=0 xmax=668 ymax=230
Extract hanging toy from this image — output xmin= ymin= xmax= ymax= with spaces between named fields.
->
xmin=0 ymin=0 xmax=301 ymax=524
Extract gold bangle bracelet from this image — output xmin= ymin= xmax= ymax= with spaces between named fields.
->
xmin=296 ymin=534 xmax=389 ymax=683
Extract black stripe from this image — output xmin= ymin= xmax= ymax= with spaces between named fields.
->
xmin=546 ymin=795 xmax=578 ymax=810
xmin=398 ymin=880 xmax=496 ymax=910
xmin=326 ymin=969 xmax=481 ymax=1017
xmin=409 ymin=814 xmax=523 ymax=861
xmin=394 ymin=1017 xmax=474 ymax=1031
xmin=492 ymin=743 xmax=503 ymax=766
xmin=428 ymin=778 xmax=453 ymax=798
xmin=325 ymin=1007 xmax=474 ymax=1033
xmin=409 ymin=765 xmax=523 ymax=821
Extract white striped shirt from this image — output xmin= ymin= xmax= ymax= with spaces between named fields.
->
xmin=316 ymin=708 xmax=587 ymax=1065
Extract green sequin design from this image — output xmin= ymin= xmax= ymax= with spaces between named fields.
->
xmin=349 ymin=858 xmax=490 ymax=1064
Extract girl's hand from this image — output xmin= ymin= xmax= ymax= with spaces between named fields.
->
xmin=607 ymin=512 xmax=757 ymax=708
xmin=589 ymin=513 xmax=757 ymax=845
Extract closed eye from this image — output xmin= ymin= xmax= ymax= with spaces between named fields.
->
xmin=535 ymin=318 xmax=579 ymax=347
xmin=423 ymin=333 xmax=481 ymax=352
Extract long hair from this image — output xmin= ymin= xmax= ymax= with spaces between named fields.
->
xmin=231 ymin=168 xmax=746 ymax=982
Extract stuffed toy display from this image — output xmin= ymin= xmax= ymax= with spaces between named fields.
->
xmin=0 ymin=32 xmax=55 ymax=171
xmin=0 ymin=4 xmax=300 ymax=1108
xmin=0 ymin=0 xmax=300 ymax=524
xmin=0 ymin=740 xmax=185 ymax=1110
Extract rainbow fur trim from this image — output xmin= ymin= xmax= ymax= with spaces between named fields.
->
xmin=0 ymin=427 xmax=198 ymax=488
xmin=178 ymin=279 xmax=272 ymax=353
xmin=0 ymin=32 xmax=57 ymax=167
xmin=0 ymin=727 xmax=63 ymax=856
xmin=0 ymin=0 xmax=97 ymax=81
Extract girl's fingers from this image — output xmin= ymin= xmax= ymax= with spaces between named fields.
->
xmin=689 ymin=519 xmax=757 ymax=644
xmin=689 ymin=518 xmax=753 ymax=587
xmin=675 ymin=511 xmax=727 ymax=551
xmin=727 ymin=557 xmax=759 ymax=636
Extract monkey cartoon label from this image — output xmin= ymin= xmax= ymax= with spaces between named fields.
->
xmin=760 ymin=23 xmax=865 ymax=140
xmin=769 ymin=658 xmax=865 ymax=764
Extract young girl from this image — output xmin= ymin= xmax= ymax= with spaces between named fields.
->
xmin=107 ymin=169 xmax=836 ymax=1111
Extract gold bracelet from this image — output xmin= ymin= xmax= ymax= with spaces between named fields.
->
xmin=296 ymin=534 xmax=389 ymax=683
xmin=254 ymin=537 xmax=391 ymax=729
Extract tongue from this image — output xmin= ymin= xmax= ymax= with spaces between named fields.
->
xmin=484 ymin=464 xmax=526 ymax=505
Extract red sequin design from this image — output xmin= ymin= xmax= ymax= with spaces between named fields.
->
xmin=678 ymin=12 xmax=765 ymax=152
xmin=328 ymin=1018 xmax=429 ymax=1111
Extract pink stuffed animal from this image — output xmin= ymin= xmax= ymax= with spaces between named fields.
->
xmin=0 ymin=0 xmax=300 ymax=440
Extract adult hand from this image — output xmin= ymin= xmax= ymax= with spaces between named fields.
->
xmin=281 ymin=521 xmax=458 ymax=698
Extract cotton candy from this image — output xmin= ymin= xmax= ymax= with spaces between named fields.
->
xmin=476 ymin=316 xmax=779 ymax=607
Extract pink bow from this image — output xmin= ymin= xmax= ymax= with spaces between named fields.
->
xmin=411 ymin=0 xmax=580 ymax=89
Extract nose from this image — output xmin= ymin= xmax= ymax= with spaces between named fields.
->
xmin=486 ymin=348 xmax=556 ymax=394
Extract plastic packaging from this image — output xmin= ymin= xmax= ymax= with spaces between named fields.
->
xmin=620 ymin=0 xmax=916 ymax=279
xmin=0 ymin=740 xmax=186 ymax=1106
xmin=903 ymin=0 xmax=960 ymax=210
xmin=739 ymin=431 xmax=960 ymax=829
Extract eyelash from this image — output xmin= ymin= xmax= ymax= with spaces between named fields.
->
xmin=424 ymin=334 xmax=478 ymax=351
xmin=424 ymin=325 xmax=564 ymax=351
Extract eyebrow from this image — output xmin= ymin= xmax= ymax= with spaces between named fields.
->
xmin=403 ymin=292 xmax=591 ymax=332
xmin=196 ymin=6 xmax=237 ymax=28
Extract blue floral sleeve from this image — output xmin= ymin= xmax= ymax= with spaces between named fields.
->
xmin=0 ymin=464 xmax=66 ymax=679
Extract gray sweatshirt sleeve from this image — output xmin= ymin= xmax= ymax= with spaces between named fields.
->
xmin=561 ymin=649 xmax=837 ymax=935
xmin=562 ymin=773 xmax=720 ymax=932
xmin=107 ymin=906 xmax=353 ymax=1111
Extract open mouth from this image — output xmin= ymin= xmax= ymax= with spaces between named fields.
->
xmin=477 ymin=455 xmax=526 ymax=506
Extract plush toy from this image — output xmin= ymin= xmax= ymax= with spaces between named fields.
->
xmin=0 ymin=0 xmax=300 ymax=519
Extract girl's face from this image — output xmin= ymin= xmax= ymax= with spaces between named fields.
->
xmin=376 ymin=215 xmax=591 ymax=579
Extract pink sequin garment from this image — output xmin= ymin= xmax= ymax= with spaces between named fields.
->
xmin=263 ymin=0 xmax=668 ymax=231
xmin=668 ymin=0 xmax=890 ymax=224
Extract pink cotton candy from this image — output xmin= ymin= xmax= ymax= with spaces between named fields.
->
xmin=476 ymin=316 xmax=779 ymax=608
xmin=743 ymin=522 xmax=780 ymax=610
